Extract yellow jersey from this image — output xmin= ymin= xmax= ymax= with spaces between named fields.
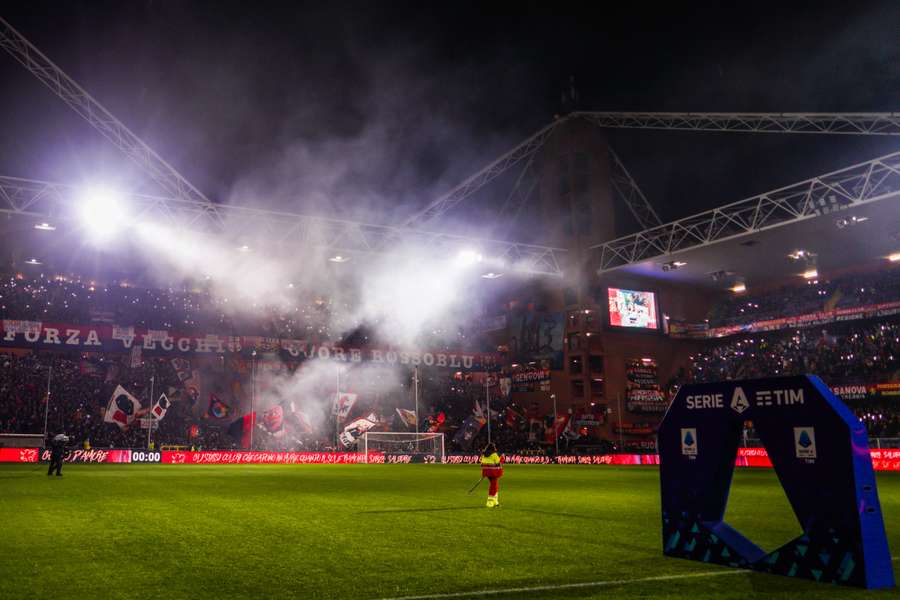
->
xmin=481 ymin=452 xmax=501 ymax=466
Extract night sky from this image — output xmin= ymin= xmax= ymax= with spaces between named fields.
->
xmin=0 ymin=0 xmax=897 ymax=232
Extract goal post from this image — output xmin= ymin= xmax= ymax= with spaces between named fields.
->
xmin=359 ymin=432 xmax=445 ymax=463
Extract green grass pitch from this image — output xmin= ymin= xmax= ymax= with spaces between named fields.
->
xmin=0 ymin=464 xmax=898 ymax=599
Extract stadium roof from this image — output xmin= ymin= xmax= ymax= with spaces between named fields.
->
xmin=610 ymin=197 xmax=900 ymax=290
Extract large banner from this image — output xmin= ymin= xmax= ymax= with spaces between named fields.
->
xmin=669 ymin=300 xmax=900 ymax=339
xmin=666 ymin=320 xmax=710 ymax=339
xmin=507 ymin=312 xmax=564 ymax=369
xmin=162 ymin=451 xmax=378 ymax=464
xmin=1 ymin=448 xmax=898 ymax=469
xmin=625 ymin=359 xmax=667 ymax=413
xmin=511 ymin=368 xmax=551 ymax=393
xmin=0 ymin=320 xmax=495 ymax=368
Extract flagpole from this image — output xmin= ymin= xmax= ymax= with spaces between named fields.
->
xmin=147 ymin=374 xmax=155 ymax=450
xmin=616 ymin=392 xmax=624 ymax=451
xmin=335 ymin=364 xmax=340 ymax=449
xmin=414 ymin=366 xmax=419 ymax=453
xmin=551 ymin=393 xmax=559 ymax=456
xmin=485 ymin=373 xmax=491 ymax=445
xmin=250 ymin=351 xmax=257 ymax=451
xmin=42 ymin=366 xmax=51 ymax=438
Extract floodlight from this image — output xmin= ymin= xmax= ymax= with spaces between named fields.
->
xmin=24 ymin=258 xmax=42 ymax=265
xmin=456 ymin=249 xmax=483 ymax=266
xmin=34 ymin=222 xmax=56 ymax=231
xmin=329 ymin=255 xmax=350 ymax=263
xmin=730 ymin=283 xmax=747 ymax=293
xmin=481 ymin=272 xmax=503 ymax=279
xmin=78 ymin=185 xmax=127 ymax=241
xmin=889 ymin=252 xmax=900 ymax=262
xmin=802 ymin=268 xmax=818 ymax=279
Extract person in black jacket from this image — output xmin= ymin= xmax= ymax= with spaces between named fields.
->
xmin=47 ymin=433 xmax=68 ymax=476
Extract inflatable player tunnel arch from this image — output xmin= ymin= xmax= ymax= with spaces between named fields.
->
xmin=658 ymin=375 xmax=894 ymax=589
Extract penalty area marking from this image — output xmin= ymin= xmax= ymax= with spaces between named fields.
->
xmin=378 ymin=559 xmax=900 ymax=600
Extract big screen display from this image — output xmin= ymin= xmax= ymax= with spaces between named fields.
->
xmin=607 ymin=288 xmax=658 ymax=330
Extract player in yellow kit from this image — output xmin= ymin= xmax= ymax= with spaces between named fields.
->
xmin=480 ymin=443 xmax=503 ymax=507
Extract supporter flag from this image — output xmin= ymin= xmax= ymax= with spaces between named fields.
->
xmin=262 ymin=405 xmax=284 ymax=433
xmin=544 ymin=413 xmax=570 ymax=443
xmin=332 ymin=393 xmax=357 ymax=421
xmin=339 ymin=414 xmax=378 ymax=447
xmin=151 ymin=394 xmax=170 ymax=420
xmin=562 ymin=415 xmax=580 ymax=440
xmin=188 ymin=424 xmax=200 ymax=439
xmin=171 ymin=358 xmax=192 ymax=381
xmin=395 ymin=408 xmax=417 ymax=429
xmin=474 ymin=400 xmax=499 ymax=420
xmin=505 ymin=406 xmax=525 ymax=429
xmin=227 ymin=413 xmax=257 ymax=448
xmin=288 ymin=401 xmax=313 ymax=433
xmin=426 ymin=411 xmax=446 ymax=433
xmin=103 ymin=385 xmax=141 ymax=429
xmin=452 ymin=415 xmax=486 ymax=449
xmin=207 ymin=394 xmax=231 ymax=419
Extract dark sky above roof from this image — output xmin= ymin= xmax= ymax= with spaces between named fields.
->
xmin=0 ymin=0 xmax=897 ymax=230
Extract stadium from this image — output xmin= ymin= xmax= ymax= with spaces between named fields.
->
xmin=0 ymin=3 xmax=898 ymax=599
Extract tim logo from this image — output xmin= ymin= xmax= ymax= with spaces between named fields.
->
xmin=681 ymin=428 xmax=698 ymax=457
xmin=730 ymin=387 xmax=750 ymax=414
xmin=756 ymin=388 xmax=804 ymax=407
xmin=794 ymin=427 xmax=817 ymax=459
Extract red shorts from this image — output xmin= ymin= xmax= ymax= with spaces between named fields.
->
xmin=481 ymin=466 xmax=503 ymax=478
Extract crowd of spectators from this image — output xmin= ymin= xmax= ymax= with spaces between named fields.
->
xmin=4 ymin=264 xmax=900 ymax=452
xmin=0 ymin=351 xmax=192 ymax=448
xmin=0 ymin=271 xmax=481 ymax=353
xmin=0 ymin=272 xmax=339 ymax=340
xmin=688 ymin=319 xmax=900 ymax=385
xmin=683 ymin=318 xmax=900 ymax=437
xmin=709 ymin=265 xmax=900 ymax=327
xmin=855 ymin=397 xmax=900 ymax=438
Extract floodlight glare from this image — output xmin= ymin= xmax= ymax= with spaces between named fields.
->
xmin=802 ymin=268 xmax=818 ymax=279
xmin=329 ymin=255 xmax=350 ymax=263
xmin=481 ymin=272 xmax=503 ymax=279
xmin=889 ymin=252 xmax=900 ymax=262
xmin=456 ymin=249 xmax=483 ymax=266
xmin=34 ymin=222 xmax=56 ymax=231
xmin=24 ymin=258 xmax=42 ymax=265
xmin=730 ymin=283 xmax=747 ymax=293
xmin=78 ymin=185 xmax=127 ymax=241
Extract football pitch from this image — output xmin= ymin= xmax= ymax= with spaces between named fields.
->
xmin=1 ymin=464 xmax=898 ymax=599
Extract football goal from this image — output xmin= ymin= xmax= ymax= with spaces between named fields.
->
xmin=359 ymin=432 xmax=445 ymax=463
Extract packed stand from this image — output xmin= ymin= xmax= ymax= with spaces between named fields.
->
xmin=683 ymin=318 xmax=900 ymax=438
xmin=709 ymin=265 xmax=900 ymax=327
xmin=0 ymin=272 xmax=484 ymax=354
xmin=688 ymin=319 xmax=900 ymax=384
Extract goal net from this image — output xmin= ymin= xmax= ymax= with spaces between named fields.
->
xmin=359 ymin=432 xmax=445 ymax=463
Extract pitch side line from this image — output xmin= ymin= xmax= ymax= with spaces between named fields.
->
xmin=378 ymin=559 xmax=900 ymax=600
xmin=376 ymin=569 xmax=747 ymax=600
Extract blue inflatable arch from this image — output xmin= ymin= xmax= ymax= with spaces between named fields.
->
xmin=658 ymin=375 xmax=894 ymax=589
